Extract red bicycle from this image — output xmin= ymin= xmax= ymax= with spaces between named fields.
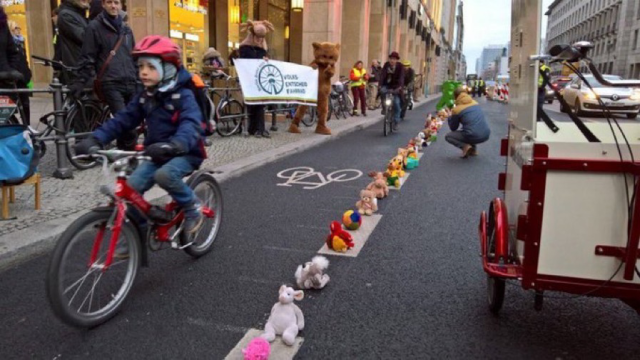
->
xmin=46 ymin=149 xmax=223 ymax=328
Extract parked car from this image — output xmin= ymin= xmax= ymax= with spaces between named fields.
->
xmin=560 ymin=74 xmax=640 ymax=119
xmin=544 ymin=76 xmax=572 ymax=103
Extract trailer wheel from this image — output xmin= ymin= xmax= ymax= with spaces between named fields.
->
xmin=487 ymin=275 xmax=506 ymax=314
xmin=487 ymin=200 xmax=506 ymax=314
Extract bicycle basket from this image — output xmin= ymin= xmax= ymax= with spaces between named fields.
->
xmin=332 ymin=82 xmax=344 ymax=93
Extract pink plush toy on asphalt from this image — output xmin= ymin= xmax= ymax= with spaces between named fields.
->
xmin=242 ymin=337 xmax=271 ymax=360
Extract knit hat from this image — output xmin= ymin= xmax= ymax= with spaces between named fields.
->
xmin=139 ymin=56 xmax=164 ymax=80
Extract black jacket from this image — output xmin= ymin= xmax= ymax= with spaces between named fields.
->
xmin=57 ymin=2 xmax=88 ymax=71
xmin=0 ymin=25 xmax=18 ymax=73
xmin=77 ymin=12 xmax=137 ymax=85
xmin=381 ymin=62 xmax=405 ymax=91
xmin=403 ymin=67 xmax=415 ymax=87
xmin=369 ymin=65 xmax=381 ymax=83
xmin=13 ymin=40 xmax=31 ymax=84
xmin=239 ymin=45 xmax=268 ymax=60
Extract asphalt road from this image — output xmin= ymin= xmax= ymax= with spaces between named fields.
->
xmin=1 ymin=99 xmax=639 ymax=359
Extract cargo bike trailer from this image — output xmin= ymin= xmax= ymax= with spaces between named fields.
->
xmin=480 ymin=0 xmax=640 ymax=314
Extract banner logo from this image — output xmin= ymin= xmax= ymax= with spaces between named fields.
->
xmin=258 ymin=64 xmax=284 ymax=95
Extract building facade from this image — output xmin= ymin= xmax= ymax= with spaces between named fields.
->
xmin=11 ymin=0 xmax=460 ymax=93
xmin=544 ymin=0 xmax=640 ymax=78
xmin=476 ymin=45 xmax=504 ymax=79
xmin=453 ymin=0 xmax=464 ymax=80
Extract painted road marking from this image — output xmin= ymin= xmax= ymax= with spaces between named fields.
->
xmin=224 ymin=328 xmax=303 ymax=360
xmin=277 ymin=167 xmax=363 ymax=190
xmin=388 ymin=172 xmax=411 ymax=191
xmin=318 ymin=214 xmax=383 ymax=257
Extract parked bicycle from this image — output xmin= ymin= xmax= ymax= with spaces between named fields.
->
xmin=46 ymin=148 xmax=223 ymax=328
xmin=328 ymin=81 xmax=348 ymax=120
xmin=32 ymin=55 xmax=112 ymax=169
xmin=0 ymin=55 xmax=112 ymax=170
xmin=208 ymin=73 xmax=246 ymax=137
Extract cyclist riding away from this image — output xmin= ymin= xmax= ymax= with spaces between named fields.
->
xmin=400 ymin=59 xmax=415 ymax=120
xmin=75 ymin=35 xmax=206 ymax=234
xmin=380 ymin=51 xmax=405 ymax=131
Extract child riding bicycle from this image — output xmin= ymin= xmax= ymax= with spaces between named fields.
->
xmin=75 ymin=36 xmax=206 ymax=234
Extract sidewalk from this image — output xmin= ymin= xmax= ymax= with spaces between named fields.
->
xmin=0 ymin=93 xmax=441 ymax=268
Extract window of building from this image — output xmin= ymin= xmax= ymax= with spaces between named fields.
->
xmin=634 ymin=30 xmax=639 ymax=51
xmin=637 ymin=0 xmax=640 ymax=20
xmin=634 ymin=63 xmax=640 ymax=79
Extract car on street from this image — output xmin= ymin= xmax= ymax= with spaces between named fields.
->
xmin=544 ymin=76 xmax=572 ymax=103
xmin=560 ymin=74 xmax=640 ymax=119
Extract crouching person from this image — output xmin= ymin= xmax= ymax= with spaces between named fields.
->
xmin=445 ymin=86 xmax=491 ymax=158
xmin=75 ymin=36 xmax=206 ymax=234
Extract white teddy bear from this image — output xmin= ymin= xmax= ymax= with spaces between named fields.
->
xmin=261 ymin=285 xmax=305 ymax=346
xmin=295 ymin=256 xmax=330 ymax=290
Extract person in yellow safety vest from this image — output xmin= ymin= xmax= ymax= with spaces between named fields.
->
xmin=350 ymin=60 xmax=369 ymax=116
xmin=477 ymin=77 xmax=486 ymax=97
xmin=537 ymin=62 xmax=551 ymax=122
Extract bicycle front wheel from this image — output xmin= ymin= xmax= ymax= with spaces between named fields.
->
xmin=46 ymin=209 xmax=141 ymax=328
xmin=66 ymin=101 xmax=105 ymax=170
xmin=300 ymin=107 xmax=317 ymax=127
xmin=181 ymin=172 xmax=223 ymax=258
xmin=216 ymin=99 xmax=244 ymax=137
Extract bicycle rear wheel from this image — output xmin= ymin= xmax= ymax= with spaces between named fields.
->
xmin=181 ymin=172 xmax=223 ymax=257
xmin=46 ymin=209 xmax=141 ymax=328
xmin=216 ymin=99 xmax=244 ymax=137
xmin=66 ymin=101 xmax=107 ymax=170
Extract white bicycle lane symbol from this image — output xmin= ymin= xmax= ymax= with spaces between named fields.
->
xmin=277 ymin=167 xmax=363 ymax=190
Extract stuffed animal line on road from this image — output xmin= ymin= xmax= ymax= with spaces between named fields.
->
xmin=295 ymin=256 xmax=330 ymax=290
xmin=261 ymin=285 xmax=305 ymax=346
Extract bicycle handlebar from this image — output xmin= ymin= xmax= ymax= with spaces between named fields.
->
xmin=32 ymin=54 xmax=81 ymax=72
xmin=532 ymin=41 xmax=640 ymax=88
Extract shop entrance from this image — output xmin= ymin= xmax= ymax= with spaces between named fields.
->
xmin=170 ymin=0 xmax=209 ymax=74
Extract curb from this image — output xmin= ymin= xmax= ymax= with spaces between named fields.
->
xmin=0 ymin=95 xmax=441 ymax=271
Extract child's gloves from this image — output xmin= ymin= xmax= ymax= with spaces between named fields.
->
xmin=74 ymin=136 xmax=103 ymax=155
xmin=146 ymin=142 xmax=180 ymax=164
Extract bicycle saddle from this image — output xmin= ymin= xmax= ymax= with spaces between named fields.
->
xmin=0 ymin=70 xmax=24 ymax=82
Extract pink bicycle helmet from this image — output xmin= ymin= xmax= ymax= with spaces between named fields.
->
xmin=132 ymin=35 xmax=182 ymax=67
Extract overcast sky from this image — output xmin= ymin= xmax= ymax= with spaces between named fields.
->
xmin=462 ymin=0 xmax=554 ymax=73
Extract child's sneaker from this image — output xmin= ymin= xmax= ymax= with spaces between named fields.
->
xmin=183 ymin=201 xmax=204 ymax=235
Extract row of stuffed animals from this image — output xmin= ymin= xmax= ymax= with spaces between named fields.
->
xmin=242 ymin=109 xmax=449 ymax=359
xmin=326 ymin=109 xmax=447 ymax=253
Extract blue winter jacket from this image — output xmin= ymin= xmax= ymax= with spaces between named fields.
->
xmin=448 ymin=93 xmax=491 ymax=142
xmin=93 ymin=68 xmax=205 ymax=159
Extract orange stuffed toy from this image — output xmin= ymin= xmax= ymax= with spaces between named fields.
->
xmin=289 ymin=42 xmax=341 ymax=135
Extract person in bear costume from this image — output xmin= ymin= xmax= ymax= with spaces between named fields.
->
xmin=288 ymin=42 xmax=340 ymax=135
xmin=239 ymin=20 xmax=274 ymax=138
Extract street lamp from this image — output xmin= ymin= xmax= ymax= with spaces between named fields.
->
xmin=292 ymin=0 xmax=304 ymax=12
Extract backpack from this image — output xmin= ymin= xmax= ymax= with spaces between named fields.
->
xmin=0 ymin=124 xmax=40 ymax=185
xmin=173 ymin=74 xmax=216 ymax=136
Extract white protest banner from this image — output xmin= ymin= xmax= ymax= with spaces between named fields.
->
xmin=234 ymin=59 xmax=318 ymax=106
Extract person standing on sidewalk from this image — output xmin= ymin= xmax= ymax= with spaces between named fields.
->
xmin=349 ymin=60 xmax=368 ymax=116
xmin=8 ymin=20 xmax=31 ymax=126
xmin=57 ymin=0 xmax=90 ymax=85
xmin=71 ymin=0 xmax=138 ymax=149
xmin=367 ymin=59 xmax=381 ymax=109
xmin=445 ymin=87 xmax=490 ymax=158
xmin=238 ymin=20 xmax=274 ymax=138
xmin=379 ymin=51 xmax=405 ymax=131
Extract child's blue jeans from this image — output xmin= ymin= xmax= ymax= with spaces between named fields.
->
xmin=127 ymin=156 xmax=203 ymax=206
